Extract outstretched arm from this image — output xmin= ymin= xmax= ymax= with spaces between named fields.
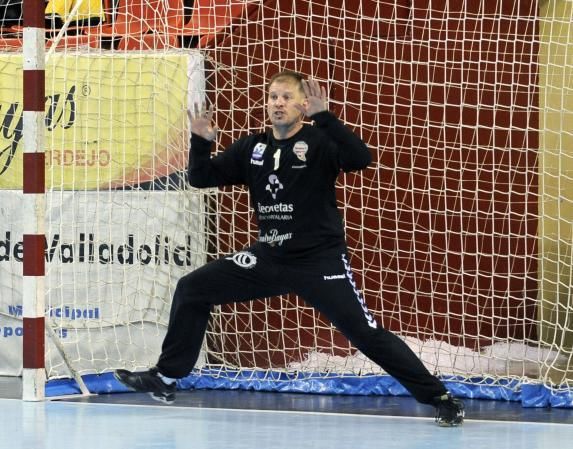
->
xmin=187 ymin=103 xmax=244 ymax=188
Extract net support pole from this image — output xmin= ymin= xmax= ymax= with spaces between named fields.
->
xmin=22 ymin=0 xmax=46 ymax=402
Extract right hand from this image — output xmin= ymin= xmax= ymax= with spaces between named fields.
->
xmin=294 ymin=79 xmax=327 ymax=117
xmin=188 ymin=103 xmax=218 ymax=141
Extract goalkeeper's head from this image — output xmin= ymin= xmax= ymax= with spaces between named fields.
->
xmin=266 ymin=70 xmax=307 ymax=137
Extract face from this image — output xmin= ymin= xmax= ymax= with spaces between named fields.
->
xmin=266 ymin=79 xmax=306 ymax=132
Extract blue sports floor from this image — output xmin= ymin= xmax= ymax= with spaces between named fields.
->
xmin=1 ymin=377 xmax=573 ymax=449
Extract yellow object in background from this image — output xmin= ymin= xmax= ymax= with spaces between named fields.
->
xmin=45 ymin=0 xmax=105 ymax=23
xmin=538 ymin=0 xmax=573 ymax=381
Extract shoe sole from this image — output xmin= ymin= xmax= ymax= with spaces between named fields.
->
xmin=437 ymin=420 xmax=464 ymax=427
xmin=113 ymin=371 xmax=175 ymax=404
xmin=113 ymin=370 xmax=133 ymax=389
xmin=149 ymin=392 xmax=175 ymax=405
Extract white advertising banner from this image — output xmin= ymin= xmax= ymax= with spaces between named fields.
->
xmin=0 ymin=189 xmax=207 ymax=377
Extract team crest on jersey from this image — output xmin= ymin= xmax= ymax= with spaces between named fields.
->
xmin=250 ymin=143 xmax=267 ymax=166
xmin=265 ymin=174 xmax=283 ymax=199
xmin=293 ymin=141 xmax=308 ymax=162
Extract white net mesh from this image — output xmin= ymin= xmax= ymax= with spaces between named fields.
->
xmin=1 ymin=0 xmax=573 ymax=396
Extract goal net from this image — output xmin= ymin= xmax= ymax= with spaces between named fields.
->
xmin=1 ymin=0 xmax=572 ymax=406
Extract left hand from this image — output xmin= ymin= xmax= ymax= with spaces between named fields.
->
xmin=294 ymin=79 xmax=327 ymax=117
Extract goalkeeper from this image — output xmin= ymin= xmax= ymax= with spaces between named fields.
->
xmin=115 ymin=70 xmax=465 ymax=427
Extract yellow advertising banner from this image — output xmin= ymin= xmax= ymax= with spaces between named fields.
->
xmin=0 ymin=52 xmax=203 ymax=190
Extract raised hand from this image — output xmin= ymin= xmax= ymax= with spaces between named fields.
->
xmin=294 ymin=79 xmax=327 ymax=117
xmin=188 ymin=103 xmax=218 ymax=141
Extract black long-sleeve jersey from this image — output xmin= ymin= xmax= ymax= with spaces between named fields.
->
xmin=188 ymin=110 xmax=372 ymax=258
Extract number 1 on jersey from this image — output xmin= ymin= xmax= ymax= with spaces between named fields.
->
xmin=273 ymin=149 xmax=281 ymax=170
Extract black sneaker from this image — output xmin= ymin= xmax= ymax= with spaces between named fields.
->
xmin=433 ymin=392 xmax=465 ymax=427
xmin=114 ymin=367 xmax=177 ymax=404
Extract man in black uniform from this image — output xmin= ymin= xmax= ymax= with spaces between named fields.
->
xmin=115 ymin=71 xmax=465 ymax=427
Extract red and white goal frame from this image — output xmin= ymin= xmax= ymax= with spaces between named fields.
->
xmin=21 ymin=0 xmax=47 ymax=401
xmin=1 ymin=0 xmax=572 ymax=406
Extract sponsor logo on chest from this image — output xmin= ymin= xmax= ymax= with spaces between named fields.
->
xmin=293 ymin=141 xmax=308 ymax=162
xmin=250 ymin=142 xmax=267 ymax=166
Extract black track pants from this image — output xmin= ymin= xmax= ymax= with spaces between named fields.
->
xmin=156 ymin=243 xmax=447 ymax=404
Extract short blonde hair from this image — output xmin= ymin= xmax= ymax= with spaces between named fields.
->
xmin=267 ymin=70 xmax=304 ymax=94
